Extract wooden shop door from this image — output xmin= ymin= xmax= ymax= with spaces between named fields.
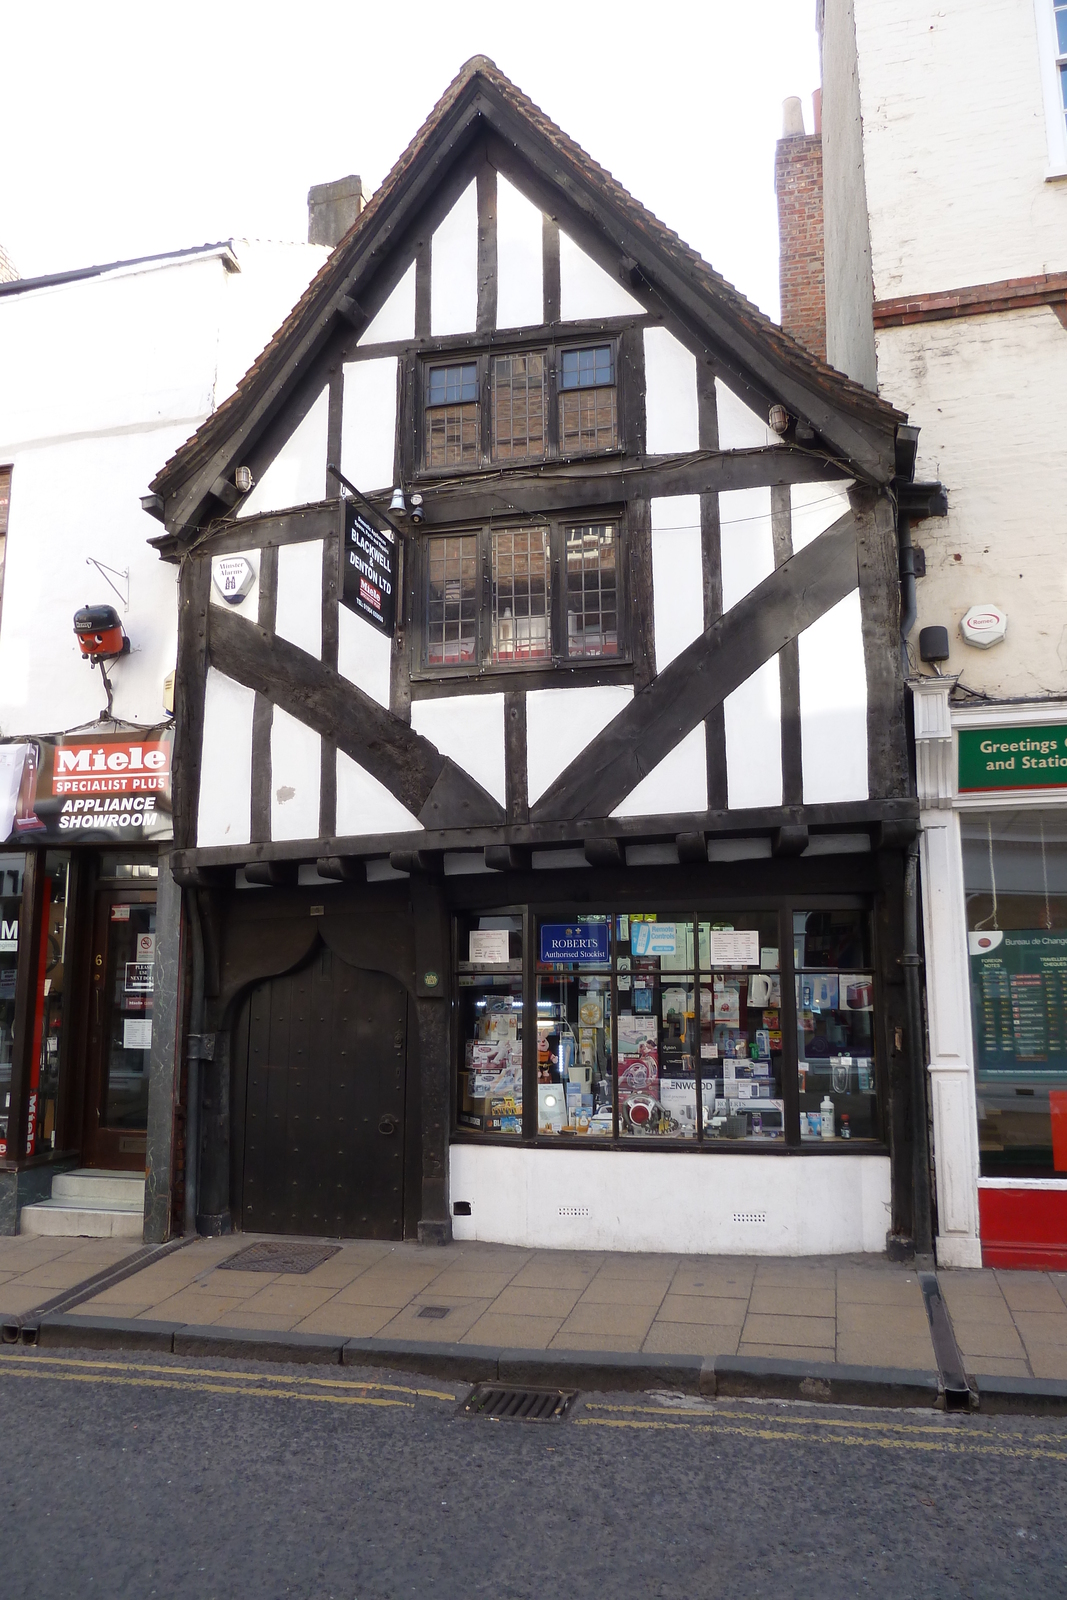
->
xmin=239 ymin=948 xmax=406 ymax=1239
xmin=82 ymin=886 xmax=156 ymax=1170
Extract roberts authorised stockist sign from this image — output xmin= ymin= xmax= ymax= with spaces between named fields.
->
xmin=958 ymin=724 xmax=1067 ymax=792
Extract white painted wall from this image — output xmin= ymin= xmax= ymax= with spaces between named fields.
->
xmin=336 ymin=748 xmax=423 ymax=837
xmin=790 ymin=480 xmax=853 ymax=551
xmin=238 ymin=386 xmax=329 ymax=517
xmin=798 ymin=589 xmax=869 ymax=804
xmin=526 ymin=684 xmax=634 ymax=805
xmin=719 ymin=485 xmax=774 ymax=609
xmin=651 ymin=495 xmax=703 ymax=672
xmin=410 ymin=693 xmax=506 ymax=807
xmin=431 ymin=181 xmax=478 ymax=337
xmin=643 ymin=327 xmax=699 ymax=453
xmin=612 ymin=723 xmax=708 ymax=817
xmin=275 ymin=540 xmax=323 ymax=660
xmin=725 ymin=660 xmax=783 ymax=810
xmin=337 ymin=605 xmax=392 ymax=709
xmin=270 ymin=706 xmax=320 ymax=842
xmin=496 ymin=175 xmax=543 ymax=329
xmin=357 ymin=261 xmax=416 ymax=347
xmin=197 ymin=667 xmax=254 ymax=847
xmin=450 ymin=1144 xmax=892 ymax=1255
xmin=558 ymin=231 xmax=643 ymax=321
xmin=340 ymin=358 xmax=398 ymax=494
xmin=715 ymin=379 xmax=775 ymax=449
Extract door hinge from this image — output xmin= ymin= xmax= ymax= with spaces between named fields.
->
xmin=187 ymin=1032 xmax=216 ymax=1061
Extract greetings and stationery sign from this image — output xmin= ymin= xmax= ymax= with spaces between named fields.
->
xmin=341 ymin=500 xmax=398 ymax=634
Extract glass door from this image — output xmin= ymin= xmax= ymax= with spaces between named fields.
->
xmin=82 ymin=886 xmax=155 ymax=1169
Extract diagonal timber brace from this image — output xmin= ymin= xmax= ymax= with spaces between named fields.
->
xmin=208 ymin=608 xmax=505 ymax=828
xmin=532 ymin=511 xmax=860 ymax=823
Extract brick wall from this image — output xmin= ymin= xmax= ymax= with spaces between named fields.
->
xmin=775 ymin=133 xmax=826 ymax=361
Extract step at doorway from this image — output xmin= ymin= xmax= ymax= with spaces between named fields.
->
xmin=19 ymin=1168 xmax=145 ymax=1238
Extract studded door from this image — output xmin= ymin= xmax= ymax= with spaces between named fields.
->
xmin=240 ymin=949 xmax=406 ymax=1238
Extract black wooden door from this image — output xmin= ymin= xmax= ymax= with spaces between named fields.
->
xmin=241 ymin=949 xmax=406 ymax=1238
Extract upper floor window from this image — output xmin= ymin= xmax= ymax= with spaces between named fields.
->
xmin=1056 ymin=0 xmax=1067 ymax=134
xmin=420 ymin=339 xmax=620 ymax=473
xmin=419 ymin=517 xmax=624 ymax=673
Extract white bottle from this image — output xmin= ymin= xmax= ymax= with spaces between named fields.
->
xmin=820 ymin=1095 xmax=835 ymax=1138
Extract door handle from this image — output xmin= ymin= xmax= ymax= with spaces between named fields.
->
xmin=378 ymin=1115 xmax=398 ymax=1137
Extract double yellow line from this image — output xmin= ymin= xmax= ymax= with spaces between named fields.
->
xmin=579 ymin=1402 xmax=1067 ymax=1462
xmin=0 ymin=1352 xmax=457 ymax=1410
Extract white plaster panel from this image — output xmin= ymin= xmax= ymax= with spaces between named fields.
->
xmin=197 ymin=667 xmax=254 ymax=847
xmin=237 ymin=386 xmax=328 ymax=517
xmin=357 ymin=261 xmax=416 ymax=346
xmin=526 ymin=685 xmax=633 ymax=806
xmin=340 ymin=358 xmax=398 ymax=494
xmin=336 ymin=749 xmax=423 ymax=837
xmin=337 ymin=604 xmax=392 ymax=708
xmin=449 ymin=1144 xmax=891 ymax=1254
xmin=798 ymin=589 xmax=868 ymax=804
xmin=430 ymin=181 xmax=478 ymax=337
xmin=790 ymin=480 xmax=853 ymax=552
xmin=719 ymin=486 xmax=774 ymax=611
xmin=714 ymin=379 xmax=774 ymax=449
xmin=643 ymin=327 xmax=699 ymax=453
xmin=611 ymin=724 xmax=708 ymax=818
xmin=931 ymin=1066 xmax=980 ymax=1241
xmin=495 ymin=175 xmax=543 ymax=329
xmin=209 ymin=549 xmax=260 ymax=620
xmin=410 ymin=694 xmax=507 ymax=807
xmin=270 ymin=706 xmax=321 ymax=842
xmin=558 ymin=230 xmax=643 ymax=321
xmin=274 ymin=540 xmax=323 ymax=660
xmin=651 ymin=495 xmax=703 ymax=672
xmin=724 ymin=659 xmax=783 ymax=810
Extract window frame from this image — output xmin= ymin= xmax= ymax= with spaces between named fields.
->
xmin=1035 ymin=0 xmax=1067 ymax=177
xmin=413 ymin=511 xmax=629 ymax=681
xmin=415 ymin=334 xmax=624 ymax=478
xmin=452 ymin=894 xmax=888 ymax=1154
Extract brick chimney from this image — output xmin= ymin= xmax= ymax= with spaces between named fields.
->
xmin=307 ymin=176 xmax=364 ymax=249
xmin=775 ymin=93 xmax=826 ymax=361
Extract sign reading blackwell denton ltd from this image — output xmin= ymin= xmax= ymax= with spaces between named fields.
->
xmin=958 ymin=724 xmax=1067 ymax=792
xmin=0 ymin=729 xmax=173 ymax=846
xmin=341 ymin=499 xmax=398 ymax=635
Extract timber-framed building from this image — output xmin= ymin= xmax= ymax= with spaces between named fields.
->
xmin=145 ymin=58 xmax=926 ymax=1254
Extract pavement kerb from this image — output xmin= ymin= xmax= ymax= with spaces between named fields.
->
xmin=22 ymin=1311 xmax=1067 ymax=1413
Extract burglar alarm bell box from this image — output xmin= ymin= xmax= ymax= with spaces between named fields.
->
xmin=73 ymin=604 xmax=128 ymax=662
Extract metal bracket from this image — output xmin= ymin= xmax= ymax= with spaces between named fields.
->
xmin=187 ymin=1033 xmax=216 ymax=1061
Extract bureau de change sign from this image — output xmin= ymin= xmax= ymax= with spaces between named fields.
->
xmin=341 ymin=499 xmax=398 ymax=635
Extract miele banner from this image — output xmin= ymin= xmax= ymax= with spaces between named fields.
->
xmin=0 ymin=728 xmax=174 ymax=845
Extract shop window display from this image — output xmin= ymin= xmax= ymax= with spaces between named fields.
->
xmin=696 ymin=915 xmax=785 ymax=1141
xmin=537 ymin=916 xmax=613 ymax=1135
xmin=0 ymin=852 xmax=25 ymax=1156
xmin=963 ymin=810 xmax=1067 ymax=1178
xmin=793 ymin=910 xmax=878 ymax=1141
xmin=32 ymin=852 xmax=72 ymax=1153
xmin=456 ymin=912 xmax=523 ymax=1135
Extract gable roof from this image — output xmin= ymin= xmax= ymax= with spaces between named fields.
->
xmin=150 ymin=56 xmax=904 ymax=529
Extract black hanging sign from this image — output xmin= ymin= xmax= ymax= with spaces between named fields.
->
xmin=341 ymin=499 xmax=399 ymax=635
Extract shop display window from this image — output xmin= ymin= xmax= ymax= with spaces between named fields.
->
xmin=696 ymin=915 xmax=785 ymax=1142
xmin=793 ymin=910 xmax=878 ymax=1141
xmin=456 ymin=912 xmax=523 ymax=1135
xmin=103 ymin=896 xmax=156 ymax=1131
xmin=0 ymin=852 xmax=25 ymax=1156
xmin=537 ymin=915 xmax=613 ymax=1135
xmin=31 ymin=852 xmax=72 ymax=1153
xmin=963 ymin=810 xmax=1067 ymax=1178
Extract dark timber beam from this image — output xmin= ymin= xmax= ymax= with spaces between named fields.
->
xmin=531 ymin=512 xmax=861 ymax=824
xmin=208 ymin=607 xmax=505 ymax=828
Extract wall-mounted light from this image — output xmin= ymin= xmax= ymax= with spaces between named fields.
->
xmin=768 ymin=404 xmax=790 ymax=435
xmin=389 ymin=486 xmax=407 ymax=516
xmin=235 ymin=465 xmax=254 ymax=494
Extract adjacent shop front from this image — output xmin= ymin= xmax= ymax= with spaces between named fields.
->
xmin=914 ymin=682 xmax=1067 ymax=1268
xmin=0 ymin=728 xmax=175 ymax=1231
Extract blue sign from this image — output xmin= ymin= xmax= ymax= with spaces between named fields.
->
xmin=539 ymin=922 xmax=610 ymax=965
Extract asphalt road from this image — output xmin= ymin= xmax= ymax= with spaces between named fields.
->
xmin=1 ymin=1348 xmax=1065 ymax=1600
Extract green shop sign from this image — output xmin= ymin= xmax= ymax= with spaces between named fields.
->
xmin=958 ymin=724 xmax=1067 ymax=792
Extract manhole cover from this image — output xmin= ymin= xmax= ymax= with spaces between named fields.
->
xmin=417 ymin=1305 xmax=451 ymax=1320
xmin=459 ymin=1384 xmax=578 ymax=1422
xmin=218 ymin=1242 xmax=342 ymax=1275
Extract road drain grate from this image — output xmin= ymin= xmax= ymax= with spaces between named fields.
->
xmin=459 ymin=1384 xmax=578 ymax=1422
xmin=218 ymin=1242 xmax=342 ymax=1275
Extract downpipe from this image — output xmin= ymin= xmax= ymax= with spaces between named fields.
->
xmin=182 ymin=889 xmax=205 ymax=1238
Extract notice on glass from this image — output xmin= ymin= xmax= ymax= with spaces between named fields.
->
xmin=469 ymin=929 xmax=510 ymax=964
xmin=123 ymin=1018 xmax=152 ymax=1051
xmin=709 ymin=930 xmax=759 ymax=967
xmin=970 ymin=929 xmax=1067 ymax=1076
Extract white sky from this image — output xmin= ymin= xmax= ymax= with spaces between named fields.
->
xmin=2 ymin=1 xmax=820 ymax=320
